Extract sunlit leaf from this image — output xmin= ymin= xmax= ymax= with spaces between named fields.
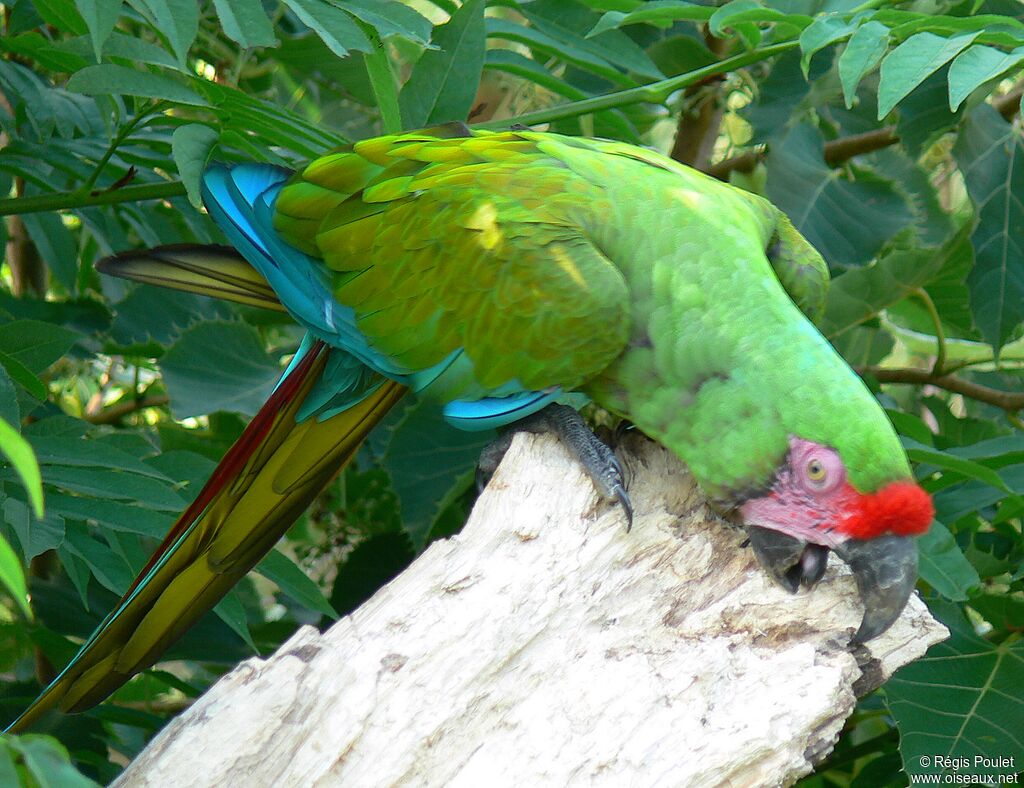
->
xmin=75 ymin=0 xmax=122 ymax=62
xmin=212 ymin=0 xmax=276 ymax=49
xmin=948 ymin=44 xmax=1024 ymax=111
xmin=68 ymin=64 xmax=207 ymax=105
xmin=172 ymin=124 xmax=219 ymax=208
xmin=877 ymin=31 xmax=978 ymax=118
xmin=839 ymin=21 xmax=889 ymax=108
xmin=399 ymin=0 xmax=485 ymax=128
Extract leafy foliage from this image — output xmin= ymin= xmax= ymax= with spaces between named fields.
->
xmin=0 ymin=0 xmax=1023 ymax=784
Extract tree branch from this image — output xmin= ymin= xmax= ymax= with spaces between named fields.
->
xmin=706 ymin=126 xmax=900 ymax=180
xmin=861 ymin=367 xmax=1024 ymax=412
xmin=994 ymin=85 xmax=1023 ymax=120
xmin=83 ymin=395 xmax=170 ymax=426
xmin=0 ymin=181 xmax=187 ymax=217
xmin=670 ymin=31 xmax=730 ymax=169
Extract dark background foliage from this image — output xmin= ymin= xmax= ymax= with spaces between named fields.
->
xmin=0 ymin=0 xmax=1022 ymax=784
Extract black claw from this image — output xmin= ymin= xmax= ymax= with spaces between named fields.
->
xmin=477 ymin=404 xmax=634 ymax=530
xmin=613 ymin=483 xmax=634 ymax=532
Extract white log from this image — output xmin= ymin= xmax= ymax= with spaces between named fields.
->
xmin=115 ymin=433 xmax=947 ymax=788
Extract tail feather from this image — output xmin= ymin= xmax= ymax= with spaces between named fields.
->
xmin=95 ymin=245 xmax=285 ymax=311
xmin=6 ymin=341 xmax=407 ymax=732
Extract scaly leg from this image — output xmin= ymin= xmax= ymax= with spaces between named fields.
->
xmin=477 ymin=404 xmax=633 ymax=530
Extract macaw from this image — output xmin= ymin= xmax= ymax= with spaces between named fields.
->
xmin=6 ymin=122 xmax=933 ymax=732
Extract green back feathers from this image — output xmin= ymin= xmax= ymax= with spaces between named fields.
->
xmin=274 ymin=127 xmax=631 ymax=396
xmin=274 ymin=127 xmax=911 ymax=499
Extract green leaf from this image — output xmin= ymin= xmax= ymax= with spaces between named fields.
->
xmin=0 ymin=366 xmax=18 ymax=429
xmin=160 ymin=320 xmax=282 ymax=418
xmin=969 ymin=594 xmax=1024 ymax=630
xmin=2 ymin=497 xmax=64 ymax=561
xmin=32 ymin=465 xmax=186 ymax=510
xmin=948 ymin=44 xmax=1024 ymax=111
xmin=589 ymin=2 xmax=713 ymax=37
xmin=0 ymin=418 xmax=44 ymax=519
xmin=0 ymin=350 xmax=46 ymax=401
xmin=55 ymin=32 xmax=181 ymax=68
xmin=75 ymin=0 xmax=122 ymax=61
xmin=129 ymin=0 xmax=198 ymax=65
xmin=839 ymin=21 xmax=889 ymax=109
xmin=328 ymin=530 xmax=413 ymax=617
xmin=21 ymin=209 xmax=79 ymax=294
xmin=68 ymin=64 xmax=208 ymax=105
xmin=172 ymin=124 xmax=219 ymax=208
xmin=280 ymin=0 xmax=371 ymax=57
xmin=821 ymin=236 xmax=956 ymax=339
xmin=0 ymin=31 xmax=89 ymax=72
xmin=0 ymin=534 xmax=32 ymax=619
xmin=342 ymin=0 xmax=432 ymax=45
xmin=30 ymin=435 xmax=171 ymax=481
xmin=33 ymin=0 xmax=89 ymax=34
xmin=877 ymin=31 xmax=979 ymax=119
xmin=361 ymin=26 xmax=402 ymax=134
xmin=255 ymin=550 xmax=338 ymax=619
xmin=799 ymin=14 xmax=856 ymax=77
xmin=709 ymin=0 xmax=810 ymax=39
xmin=487 ymin=17 xmax=633 ymax=88
xmin=887 ymin=600 xmax=1024 ymax=780
xmin=382 ymin=399 xmax=491 ymax=548
xmin=916 ymin=522 xmax=980 ymax=601
xmin=399 ymin=0 xmax=485 ymax=128
xmin=5 ymin=734 xmax=100 ymax=787
xmin=64 ymin=525 xmax=134 ymax=594
xmin=47 ymin=493 xmax=173 ymax=538
xmin=952 ymin=105 xmax=1024 ymax=353
xmin=904 ymin=441 xmax=1012 ymax=492
xmin=213 ymin=590 xmax=256 ymax=652
xmin=765 ymin=124 xmax=914 ymax=268
xmin=212 ymin=0 xmax=276 ymax=49
xmin=0 ymin=320 xmax=79 ymax=375
xmin=521 ymin=0 xmax=663 ymax=82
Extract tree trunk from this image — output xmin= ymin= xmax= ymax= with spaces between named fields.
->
xmin=115 ymin=433 xmax=947 ymax=787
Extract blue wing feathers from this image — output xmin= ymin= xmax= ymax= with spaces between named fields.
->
xmin=201 ymin=162 xmax=559 ymax=432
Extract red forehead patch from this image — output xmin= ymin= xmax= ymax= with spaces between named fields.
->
xmin=839 ymin=481 xmax=934 ymax=540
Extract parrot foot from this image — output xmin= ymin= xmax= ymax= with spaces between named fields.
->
xmin=476 ymin=404 xmax=633 ymax=530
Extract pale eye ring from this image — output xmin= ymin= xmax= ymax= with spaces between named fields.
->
xmin=806 ymin=458 xmax=827 ymax=483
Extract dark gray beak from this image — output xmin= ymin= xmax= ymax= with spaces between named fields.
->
xmin=833 ymin=535 xmax=918 ymax=644
xmin=746 ymin=526 xmax=829 ymax=593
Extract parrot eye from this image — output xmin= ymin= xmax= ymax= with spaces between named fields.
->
xmin=806 ymin=458 xmax=827 ymax=483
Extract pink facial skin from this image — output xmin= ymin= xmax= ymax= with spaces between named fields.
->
xmin=739 ymin=437 xmax=933 ymax=548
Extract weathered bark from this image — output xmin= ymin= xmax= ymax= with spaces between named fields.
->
xmin=116 ymin=433 xmax=947 ymax=787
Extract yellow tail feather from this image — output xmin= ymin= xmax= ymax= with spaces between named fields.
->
xmin=7 ymin=349 xmax=406 ymax=731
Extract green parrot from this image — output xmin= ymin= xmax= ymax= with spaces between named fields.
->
xmin=6 ymin=123 xmax=933 ymax=732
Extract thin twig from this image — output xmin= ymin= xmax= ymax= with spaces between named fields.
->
xmin=706 ymin=127 xmax=900 ymax=180
xmin=994 ymin=85 xmax=1023 ymax=120
xmin=859 ymin=367 xmax=1024 ymax=412
xmin=79 ymin=105 xmax=160 ymax=197
xmin=84 ymin=395 xmax=170 ymax=425
xmin=913 ymin=288 xmax=947 ymax=376
xmin=670 ymin=30 xmax=729 ymax=169
xmin=0 ymin=181 xmax=188 ymax=217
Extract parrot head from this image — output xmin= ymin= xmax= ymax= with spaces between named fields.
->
xmin=738 ymin=437 xmax=934 ymax=643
